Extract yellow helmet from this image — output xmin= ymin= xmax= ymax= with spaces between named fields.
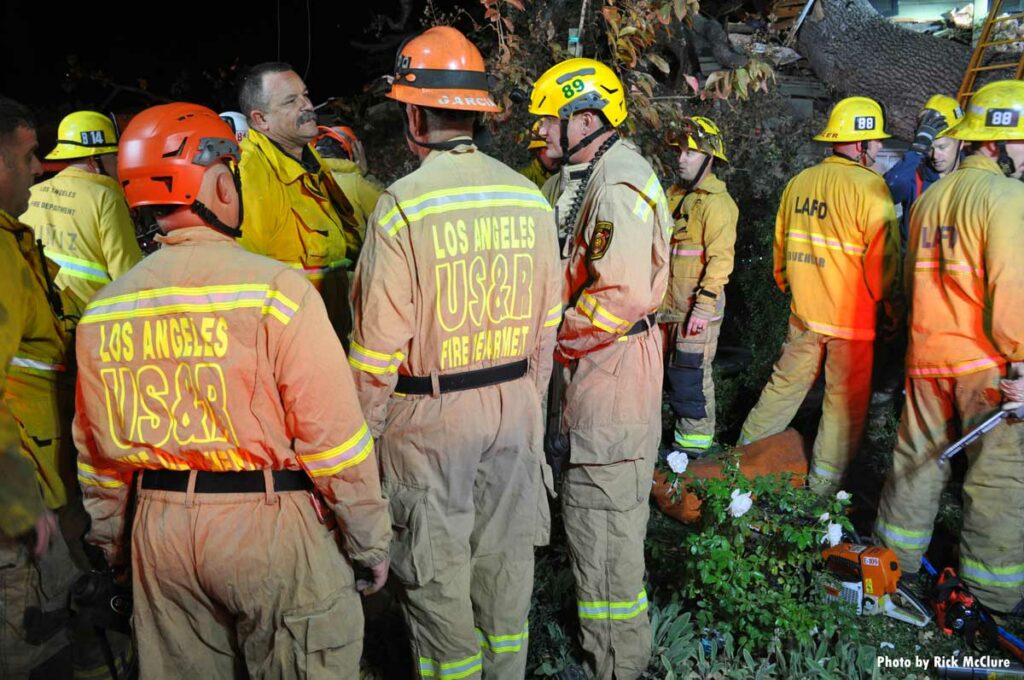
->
xmin=921 ymin=95 xmax=964 ymax=130
xmin=813 ymin=96 xmax=891 ymax=143
xmin=527 ymin=120 xmax=547 ymax=150
xmin=944 ymin=80 xmax=1024 ymax=141
xmin=46 ymin=111 xmax=119 ymax=160
xmin=529 ymin=58 xmax=627 ymax=128
xmin=667 ymin=116 xmax=728 ymax=163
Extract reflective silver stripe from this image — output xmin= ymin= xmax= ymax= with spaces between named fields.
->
xmin=9 ymin=356 xmax=66 ymax=372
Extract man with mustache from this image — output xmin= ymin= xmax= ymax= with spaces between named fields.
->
xmin=236 ymin=63 xmax=364 ymax=342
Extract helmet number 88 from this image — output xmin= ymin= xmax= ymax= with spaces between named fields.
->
xmin=854 ymin=116 xmax=876 ymax=131
xmin=562 ymin=79 xmax=585 ymax=99
xmin=986 ymin=109 xmax=1019 ymax=127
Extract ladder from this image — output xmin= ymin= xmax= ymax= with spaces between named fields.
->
xmin=958 ymin=0 xmax=1024 ymax=105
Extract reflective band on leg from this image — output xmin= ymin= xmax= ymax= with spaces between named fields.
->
xmin=875 ymin=519 xmax=932 ymax=551
xmin=578 ymin=590 xmax=649 ymax=621
xmin=810 ymin=461 xmax=841 ymax=481
xmin=476 ymin=621 xmax=529 ymax=654
xmin=962 ymin=558 xmax=1024 ymax=588
xmin=418 ymin=652 xmax=483 ymax=679
xmin=675 ymin=432 xmax=712 ymax=449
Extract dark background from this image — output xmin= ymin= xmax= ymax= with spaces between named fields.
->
xmin=0 ymin=0 xmax=436 ymax=130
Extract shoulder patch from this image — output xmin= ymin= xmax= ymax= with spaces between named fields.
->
xmin=589 ymin=221 xmax=614 ymax=260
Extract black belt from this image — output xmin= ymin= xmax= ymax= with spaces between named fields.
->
xmin=141 ymin=468 xmax=313 ymax=494
xmin=395 ymin=359 xmax=528 ymax=395
xmin=626 ymin=313 xmax=657 ymax=336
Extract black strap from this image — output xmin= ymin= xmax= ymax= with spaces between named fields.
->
xmin=395 ymin=359 xmax=528 ymax=395
xmin=394 ymin=67 xmax=491 ymax=91
xmin=626 ymin=313 xmax=657 ymax=337
xmin=141 ymin=468 xmax=313 ymax=493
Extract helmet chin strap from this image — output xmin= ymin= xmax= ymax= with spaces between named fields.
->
xmin=996 ymin=140 xmax=1018 ymax=179
xmin=682 ymin=155 xmax=712 ymax=190
xmin=562 ymin=114 xmax=613 ymax=163
xmin=190 ymin=164 xmax=245 ymax=239
xmin=401 ymin=107 xmax=481 ymax=152
xmin=833 ymin=142 xmax=876 ymax=168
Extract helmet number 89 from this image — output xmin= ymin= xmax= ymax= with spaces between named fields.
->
xmin=986 ymin=109 xmax=1019 ymax=127
xmin=854 ymin=116 xmax=876 ymax=131
xmin=561 ymin=79 xmax=585 ymax=99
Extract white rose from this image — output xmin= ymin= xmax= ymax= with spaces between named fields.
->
xmin=728 ymin=489 xmax=753 ymax=518
xmin=836 ymin=490 xmax=851 ymax=502
xmin=818 ymin=511 xmax=830 ymax=523
xmin=666 ymin=451 xmax=690 ymax=474
xmin=822 ymin=522 xmax=843 ymax=547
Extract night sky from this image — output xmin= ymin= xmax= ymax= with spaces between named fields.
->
xmin=1 ymin=0 xmax=425 ymax=128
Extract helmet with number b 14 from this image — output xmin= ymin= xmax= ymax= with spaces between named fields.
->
xmin=944 ymin=80 xmax=1024 ymax=141
xmin=529 ymin=58 xmax=627 ymax=128
xmin=46 ymin=111 xmax=120 ymax=160
xmin=813 ymin=96 xmax=891 ymax=143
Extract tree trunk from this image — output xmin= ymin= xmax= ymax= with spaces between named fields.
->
xmin=796 ymin=0 xmax=971 ymax=139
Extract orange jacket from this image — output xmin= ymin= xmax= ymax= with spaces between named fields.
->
xmin=905 ymin=155 xmax=1024 ymax=377
xmin=556 ymin=139 xmax=671 ymax=360
xmin=661 ymin=174 xmax=737 ymax=321
xmin=773 ymin=155 xmax=900 ymax=341
xmin=73 ymin=226 xmax=390 ymax=567
xmin=349 ymin=141 xmax=561 ymax=435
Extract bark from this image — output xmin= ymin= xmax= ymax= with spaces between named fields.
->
xmin=693 ymin=14 xmax=750 ymax=70
xmin=796 ymin=0 xmax=971 ymax=139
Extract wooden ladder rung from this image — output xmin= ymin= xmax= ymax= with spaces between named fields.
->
xmin=977 ymin=37 xmax=1024 ymax=48
xmin=968 ymin=62 xmax=1021 ymax=73
xmin=990 ymin=11 xmax=1024 ymax=22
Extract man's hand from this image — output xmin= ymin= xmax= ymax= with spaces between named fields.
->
xmin=356 ymin=559 xmax=389 ymax=597
xmin=31 ymin=508 xmax=59 ymax=559
xmin=686 ymin=315 xmax=708 ymax=336
xmin=910 ymin=109 xmax=948 ymax=155
xmin=1000 ymin=362 xmax=1024 ymax=418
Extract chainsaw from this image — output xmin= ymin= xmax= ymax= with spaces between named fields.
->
xmin=821 ymin=543 xmax=932 ymax=627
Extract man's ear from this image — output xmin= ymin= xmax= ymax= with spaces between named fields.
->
xmin=249 ymin=110 xmax=268 ymax=132
xmin=215 ymin=167 xmax=236 ymax=204
xmin=407 ymin=104 xmax=425 ymax=138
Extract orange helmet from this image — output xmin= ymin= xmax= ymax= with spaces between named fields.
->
xmin=315 ymin=124 xmax=357 ymax=159
xmin=386 ymin=26 xmax=500 ymax=112
xmin=118 ymin=103 xmax=239 ymax=209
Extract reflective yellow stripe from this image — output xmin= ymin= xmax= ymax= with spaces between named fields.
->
xmin=476 ymin=621 xmax=529 ymax=654
xmin=9 ymin=356 xmax=66 ymax=373
xmin=77 ymin=461 xmax=127 ymax=489
xmin=418 ymin=651 xmax=483 ymax=679
xmin=787 ymin=230 xmax=865 ymax=255
xmin=81 ymin=285 xmax=299 ymax=325
xmin=543 ymin=303 xmax=563 ymax=328
xmin=298 ymin=423 xmax=374 ymax=477
xmin=576 ymin=291 xmax=630 ymax=334
xmin=378 ymin=185 xmax=552 ymax=237
xmin=632 ymin=173 xmax=664 ymax=222
xmin=48 ymin=252 xmax=111 ymax=284
xmin=578 ymin=590 xmax=648 ymax=620
xmin=348 ymin=342 xmax=405 ymax=375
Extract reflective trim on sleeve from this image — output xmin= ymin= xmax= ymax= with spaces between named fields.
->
xmin=80 ymin=285 xmax=300 ymax=326
xmin=875 ymin=519 xmax=932 ymax=551
xmin=48 ymin=252 xmax=111 ymax=284
xmin=961 ymin=558 xmax=1024 ymax=588
xmin=348 ymin=341 xmax=405 ymax=375
xmin=578 ymin=589 xmax=649 ymax=621
xmin=906 ymin=356 xmax=1003 ymax=378
xmin=632 ymin=173 xmax=665 ymax=222
xmin=810 ymin=460 xmax=842 ymax=481
xmin=418 ymin=651 xmax=483 ymax=679
xmin=9 ymin=356 xmax=66 ymax=374
xmin=576 ymin=291 xmax=630 ymax=335
xmin=476 ymin=621 xmax=529 ymax=654
xmin=671 ymin=248 xmax=703 ymax=257
xmin=297 ymin=422 xmax=374 ymax=477
xmin=786 ymin=230 xmax=865 ymax=256
xmin=377 ymin=185 xmax=552 ymax=237
xmin=77 ymin=461 xmax=127 ymax=489
xmin=543 ymin=303 xmax=563 ymax=328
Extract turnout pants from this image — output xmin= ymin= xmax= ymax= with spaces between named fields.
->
xmin=131 ymin=480 xmax=363 ymax=679
xmin=379 ymin=379 xmax=545 ymax=680
xmin=563 ymin=329 xmax=663 ymax=679
xmin=739 ymin=316 xmax=872 ymax=494
xmin=663 ymin=311 xmax=723 ymax=454
xmin=875 ymin=369 xmax=1024 ymax=612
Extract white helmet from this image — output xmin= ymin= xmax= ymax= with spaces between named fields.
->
xmin=219 ymin=111 xmax=249 ymax=144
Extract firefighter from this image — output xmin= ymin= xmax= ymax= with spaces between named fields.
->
xmin=660 ymin=116 xmax=737 ymax=458
xmin=0 ymin=96 xmax=78 ymax=678
xmin=519 ymin=120 xmax=559 ymax=188
xmin=875 ymin=80 xmax=1024 ymax=616
xmin=349 ymin=26 xmax=560 ymax=679
xmin=20 ymin=111 xmax=143 ymax=306
xmin=314 ymin=125 xmax=383 ymax=226
xmin=884 ymin=95 xmax=964 ymax=250
xmin=530 ymin=58 xmax=670 ymax=679
xmin=738 ymin=96 xmax=901 ymax=495
xmin=72 ymin=103 xmax=391 ymax=678
xmin=236 ymin=62 xmax=364 ymax=342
